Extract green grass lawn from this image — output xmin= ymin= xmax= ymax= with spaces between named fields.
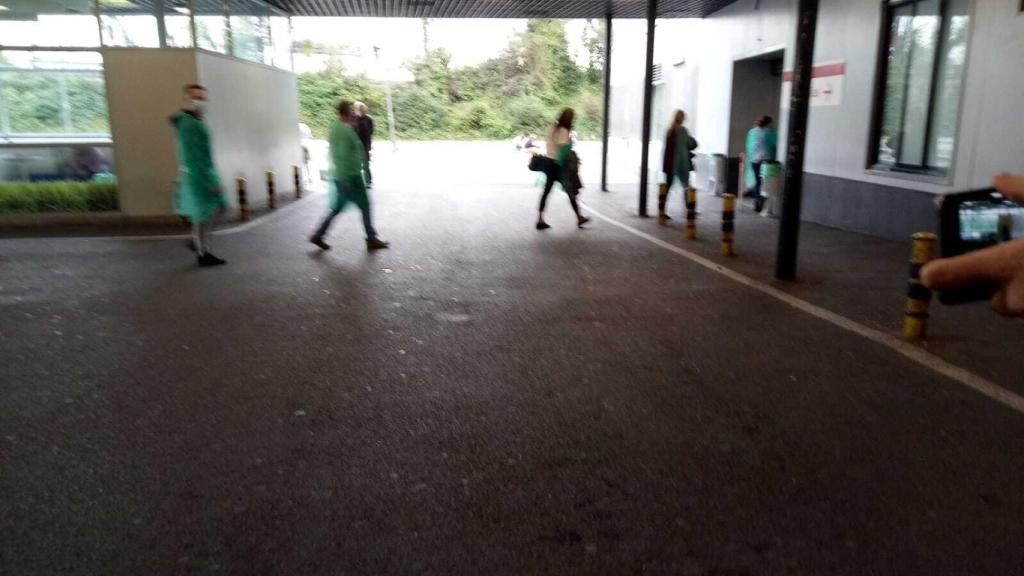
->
xmin=0 ymin=181 xmax=119 ymax=214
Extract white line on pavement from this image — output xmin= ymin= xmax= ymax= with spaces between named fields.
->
xmin=581 ymin=202 xmax=1024 ymax=416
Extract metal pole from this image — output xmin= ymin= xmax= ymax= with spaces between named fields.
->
xmin=374 ymin=45 xmax=398 ymax=151
xmin=189 ymin=0 xmax=197 ymax=48
xmin=155 ymin=0 xmax=168 ymax=48
xmin=638 ymin=0 xmax=657 ymax=217
xmin=775 ymin=0 xmax=819 ymax=280
xmin=600 ymin=13 xmax=612 ymax=192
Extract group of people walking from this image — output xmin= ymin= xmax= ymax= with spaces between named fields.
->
xmin=172 ymin=83 xmax=775 ymax=268
xmin=171 ymin=85 xmax=386 ymax=267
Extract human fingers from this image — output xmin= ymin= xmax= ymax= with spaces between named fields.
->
xmin=921 ymin=245 xmax=1013 ymax=291
xmin=992 ymin=172 xmax=1024 ymax=201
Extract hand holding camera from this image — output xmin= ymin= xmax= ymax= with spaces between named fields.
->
xmin=924 ymin=173 xmax=1024 ymax=316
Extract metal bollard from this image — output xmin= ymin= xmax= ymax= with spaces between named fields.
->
xmin=657 ymin=183 xmax=669 ymax=225
xmin=904 ymin=232 xmax=937 ymax=339
xmin=266 ymin=170 xmax=276 ymax=210
xmin=721 ymin=193 xmax=735 ymax=256
xmin=293 ymin=165 xmax=302 ymax=199
xmin=236 ymin=177 xmax=250 ymax=221
xmin=685 ymin=187 xmax=697 ymax=239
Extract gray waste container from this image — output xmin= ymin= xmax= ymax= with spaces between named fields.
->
xmin=760 ymin=161 xmax=783 ymax=217
xmin=707 ymin=153 xmax=727 ymax=197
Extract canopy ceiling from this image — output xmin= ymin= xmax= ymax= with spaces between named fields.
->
xmin=264 ymin=0 xmax=745 ymax=19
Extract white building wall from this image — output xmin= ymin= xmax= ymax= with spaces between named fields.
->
xmin=196 ymin=52 xmax=303 ymax=210
xmin=699 ymin=0 xmax=1024 ymax=194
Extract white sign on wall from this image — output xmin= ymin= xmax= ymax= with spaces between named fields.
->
xmin=781 ymin=61 xmax=846 ymax=108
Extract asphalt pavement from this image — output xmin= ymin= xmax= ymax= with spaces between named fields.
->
xmin=2 ymin=144 xmax=1023 ymax=575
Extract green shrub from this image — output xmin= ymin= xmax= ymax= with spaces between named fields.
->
xmin=505 ymin=95 xmax=555 ymax=135
xmin=0 ymin=181 xmax=119 ymax=214
xmin=393 ymin=88 xmax=449 ymax=137
xmin=450 ymin=101 xmax=513 ymax=139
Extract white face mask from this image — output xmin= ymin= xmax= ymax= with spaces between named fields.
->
xmin=191 ymin=99 xmax=207 ymax=114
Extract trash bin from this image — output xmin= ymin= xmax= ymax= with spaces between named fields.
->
xmin=726 ymin=156 xmax=741 ymax=196
xmin=707 ymin=153 xmax=727 ymax=196
xmin=760 ymin=161 xmax=783 ymax=217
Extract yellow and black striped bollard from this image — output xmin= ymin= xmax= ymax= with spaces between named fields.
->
xmin=293 ymin=165 xmax=303 ymax=199
xmin=657 ymin=183 xmax=669 ymax=225
xmin=236 ymin=177 xmax=250 ymax=221
xmin=904 ymin=232 xmax=937 ymax=339
xmin=685 ymin=187 xmax=697 ymax=239
xmin=266 ymin=170 xmax=276 ymax=210
xmin=721 ymin=193 xmax=735 ymax=256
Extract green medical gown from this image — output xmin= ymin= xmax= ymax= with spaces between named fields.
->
xmin=172 ymin=110 xmax=227 ymax=224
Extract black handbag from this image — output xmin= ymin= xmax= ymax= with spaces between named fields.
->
xmin=528 ymin=154 xmax=547 ymax=172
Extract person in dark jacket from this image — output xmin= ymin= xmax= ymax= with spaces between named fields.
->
xmin=354 ymin=102 xmax=375 ymax=188
xmin=660 ymin=109 xmax=698 ymax=225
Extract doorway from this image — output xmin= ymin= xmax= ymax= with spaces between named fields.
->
xmin=728 ymin=50 xmax=784 ymax=195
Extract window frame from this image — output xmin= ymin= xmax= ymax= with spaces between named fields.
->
xmin=867 ymin=0 xmax=969 ymax=177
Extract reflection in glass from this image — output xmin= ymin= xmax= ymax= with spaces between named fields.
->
xmin=194 ymin=0 xmax=228 ymax=54
xmin=0 ymin=146 xmax=119 ymax=213
xmin=0 ymin=51 xmax=110 ymax=138
xmin=230 ymin=0 xmax=271 ymax=64
xmin=875 ymin=0 xmax=969 ymax=172
xmin=163 ymin=0 xmax=196 ymax=48
xmin=100 ymin=1 xmax=161 ymax=48
xmin=270 ymin=15 xmax=292 ymax=70
xmin=0 ymin=0 xmax=100 ymax=47
xmin=927 ymin=0 xmax=970 ymax=170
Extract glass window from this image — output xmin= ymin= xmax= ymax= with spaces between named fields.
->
xmin=270 ymin=14 xmax=292 ymax=70
xmin=194 ymin=0 xmax=228 ymax=53
xmin=162 ymin=0 xmax=196 ymax=48
xmin=0 ymin=146 xmax=118 ymax=214
xmin=873 ymin=0 xmax=970 ymax=173
xmin=0 ymin=51 xmax=110 ymax=139
xmin=99 ymin=0 xmax=161 ymax=48
xmin=229 ymin=0 xmax=271 ymax=64
xmin=0 ymin=0 xmax=100 ymax=48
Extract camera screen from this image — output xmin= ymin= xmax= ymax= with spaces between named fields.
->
xmin=959 ymin=200 xmax=1024 ymax=248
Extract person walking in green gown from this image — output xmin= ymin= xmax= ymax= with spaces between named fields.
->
xmin=745 ymin=115 xmax=778 ymax=213
xmin=309 ymin=100 xmax=390 ymax=251
xmin=171 ymin=84 xmax=229 ymax=267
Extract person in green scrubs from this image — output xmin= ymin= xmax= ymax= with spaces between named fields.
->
xmin=745 ymin=115 xmax=778 ymax=213
xmin=171 ymin=84 xmax=229 ymax=267
xmin=310 ymin=100 xmax=389 ymax=251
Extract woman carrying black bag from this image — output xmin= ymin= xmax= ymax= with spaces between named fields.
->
xmin=535 ymin=108 xmax=590 ymax=230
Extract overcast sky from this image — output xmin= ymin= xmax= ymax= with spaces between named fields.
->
xmin=291 ymin=18 xmax=592 ymax=70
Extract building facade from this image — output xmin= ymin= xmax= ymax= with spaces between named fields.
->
xmin=0 ymin=0 xmax=302 ymax=220
xmin=614 ymin=0 xmax=1024 ymax=239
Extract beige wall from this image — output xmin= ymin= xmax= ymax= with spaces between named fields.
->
xmin=103 ymin=49 xmax=301 ymax=216
xmin=196 ymin=51 xmax=302 ymax=210
xmin=103 ymin=49 xmax=198 ymax=216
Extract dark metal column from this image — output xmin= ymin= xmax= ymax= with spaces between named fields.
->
xmin=638 ymin=0 xmax=657 ymax=216
xmin=775 ymin=0 xmax=820 ymax=280
xmin=600 ymin=13 xmax=612 ymax=192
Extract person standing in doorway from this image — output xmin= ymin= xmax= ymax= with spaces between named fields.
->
xmin=659 ymin=109 xmax=698 ymax=225
xmin=171 ymin=84 xmax=228 ymax=267
xmin=745 ymin=115 xmax=778 ymax=213
xmin=354 ymin=102 xmax=375 ymax=188
xmin=310 ymin=100 xmax=389 ymax=251
xmin=536 ymin=108 xmax=590 ymax=230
